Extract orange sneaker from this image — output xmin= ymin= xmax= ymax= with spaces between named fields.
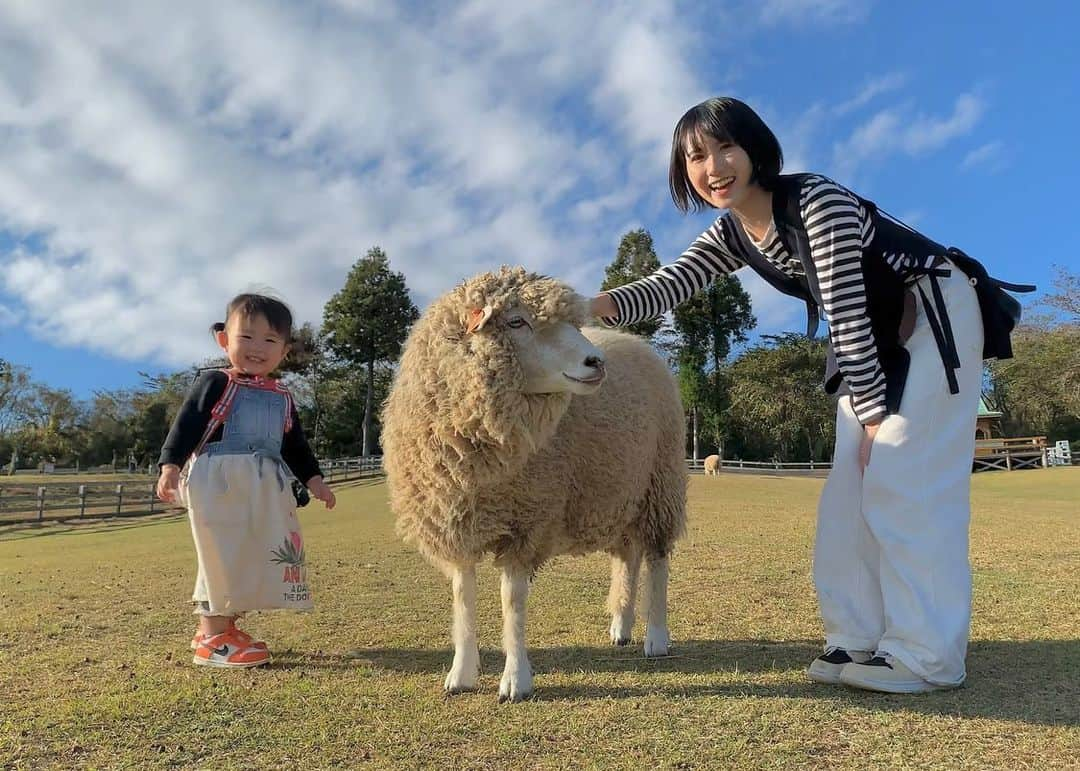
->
xmin=190 ymin=621 xmax=267 ymax=651
xmin=193 ymin=629 xmax=271 ymax=668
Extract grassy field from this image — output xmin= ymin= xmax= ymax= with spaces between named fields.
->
xmin=2 ymin=470 xmax=1078 ymax=769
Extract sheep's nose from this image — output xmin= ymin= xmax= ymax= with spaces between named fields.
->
xmin=585 ymin=355 xmax=605 ymax=370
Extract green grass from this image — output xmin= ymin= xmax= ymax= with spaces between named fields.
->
xmin=2 ymin=470 xmax=1078 ymax=769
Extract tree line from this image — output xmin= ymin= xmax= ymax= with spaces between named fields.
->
xmin=1 ymin=245 xmax=1076 ymax=473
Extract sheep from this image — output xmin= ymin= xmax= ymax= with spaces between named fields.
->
xmin=381 ymin=266 xmax=687 ymax=702
xmin=703 ymin=454 xmax=720 ymax=475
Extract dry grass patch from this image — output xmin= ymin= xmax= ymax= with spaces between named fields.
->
xmin=3 ymin=471 xmax=1078 ymax=769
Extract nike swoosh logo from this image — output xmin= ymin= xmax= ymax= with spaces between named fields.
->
xmin=209 ymin=645 xmax=230 ymax=656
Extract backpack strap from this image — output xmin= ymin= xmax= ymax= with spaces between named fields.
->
xmin=188 ymin=372 xmax=295 ymax=461
xmin=725 ymin=207 xmax=821 ymax=338
xmin=767 ymin=174 xmax=826 ymax=338
xmin=189 ymin=371 xmax=241 ymax=461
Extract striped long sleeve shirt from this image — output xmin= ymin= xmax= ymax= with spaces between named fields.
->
xmin=603 ymin=175 xmax=934 ymax=425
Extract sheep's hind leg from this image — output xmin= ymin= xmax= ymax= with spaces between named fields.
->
xmin=444 ymin=563 xmax=480 ymax=694
xmin=607 ymin=547 xmax=641 ymax=645
xmin=642 ymin=556 xmax=671 ymax=657
xmin=498 ymin=566 xmax=533 ymax=702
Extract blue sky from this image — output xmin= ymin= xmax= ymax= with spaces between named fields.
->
xmin=1 ymin=0 xmax=1076 ymax=399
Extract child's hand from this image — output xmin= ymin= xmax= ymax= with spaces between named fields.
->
xmin=307 ymin=476 xmax=336 ymax=510
xmin=157 ymin=464 xmax=181 ymax=502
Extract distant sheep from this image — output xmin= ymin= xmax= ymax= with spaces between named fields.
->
xmin=381 ymin=267 xmax=687 ymax=702
xmin=704 ymin=454 xmax=720 ymax=475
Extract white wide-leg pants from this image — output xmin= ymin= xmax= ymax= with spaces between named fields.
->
xmin=814 ymin=264 xmax=984 ymax=685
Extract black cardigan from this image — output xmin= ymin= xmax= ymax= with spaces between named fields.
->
xmin=158 ymin=370 xmax=323 ymax=484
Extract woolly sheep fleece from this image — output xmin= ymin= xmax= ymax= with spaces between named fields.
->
xmin=381 ymin=267 xmax=687 ymax=574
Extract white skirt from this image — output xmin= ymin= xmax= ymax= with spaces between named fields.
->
xmin=180 ymin=453 xmax=313 ymax=616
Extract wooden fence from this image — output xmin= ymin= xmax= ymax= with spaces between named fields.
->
xmin=686 ymin=457 xmax=831 ymax=476
xmin=972 ymin=436 xmax=1049 ymax=472
xmin=0 ymin=456 xmax=385 ymax=525
xmin=4 ymin=446 xmax=1070 ymax=526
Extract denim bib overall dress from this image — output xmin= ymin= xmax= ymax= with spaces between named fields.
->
xmin=181 ymin=377 xmax=313 ymax=616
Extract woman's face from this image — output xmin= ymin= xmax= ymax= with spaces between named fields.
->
xmin=685 ymin=132 xmax=757 ymax=211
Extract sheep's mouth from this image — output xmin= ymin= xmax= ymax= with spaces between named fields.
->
xmin=563 ymin=371 xmax=605 ymax=386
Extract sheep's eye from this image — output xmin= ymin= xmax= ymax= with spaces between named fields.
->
xmin=507 ymin=316 xmax=530 ymax=329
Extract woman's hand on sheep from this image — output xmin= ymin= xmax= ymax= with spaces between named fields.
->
xmin=590 ymin=293 xmax=618 ymax=320
xmin=156 ymin=464 xmax=181 ymax=502
xmin=307 ymin=476 xmax=336 ymax=510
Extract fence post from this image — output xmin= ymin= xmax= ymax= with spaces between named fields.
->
xmin=116 ymin=484 xmax=124 ymax=516
xmin=148 ymin=483 xmax=156 ymax=514
xmin=37 ymin=486 xmax=46 ymax=521
xmin=79 ymin=485 xmax=87 ymax=518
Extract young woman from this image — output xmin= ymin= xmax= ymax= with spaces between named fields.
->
xmin=590 ymin=97 xmax=1030 ymax=693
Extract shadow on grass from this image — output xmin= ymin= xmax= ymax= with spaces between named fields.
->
xmin=327 ymin=476 xmax=386 ymax=491
xmin=0 ymin=510 xmax=187 ymax=541
xmin=289 ymin=638 xmax=1078 ymax=726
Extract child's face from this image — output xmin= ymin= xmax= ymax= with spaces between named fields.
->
xmin=215 ymin=312 xmax=289 ymax=377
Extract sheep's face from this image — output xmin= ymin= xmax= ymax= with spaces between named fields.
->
xmin=448 ymin=266 xmax=605 ymax=396
xmin=500 ymin=305 xmax=606 ymax=395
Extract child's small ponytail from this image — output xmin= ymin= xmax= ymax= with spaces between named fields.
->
xmin=210 ymin=321 xmax=226 ymax=335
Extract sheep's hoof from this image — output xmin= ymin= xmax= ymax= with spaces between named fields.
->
xmin=444 ymin=684 xmax=478 ymax=696
xmin=498 ymin=664 xmax=533 ymax=703
xmin=643 ymin=627 xmax=671 ymax=658
xmin=497 ymin=687 xmax=534 ymax=704
xmin=609 ymin=615 xmax=634 ymax=645
xmin=444 ymin=668 xmax=479 ymax=695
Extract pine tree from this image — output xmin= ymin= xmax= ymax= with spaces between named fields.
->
xmin=601 ymin=228 xmax=663 ymax=339
xmin=321 ymin=248 xmax=419 ymax=456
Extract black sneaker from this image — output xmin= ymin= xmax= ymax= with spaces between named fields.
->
xmin=807 ymin=646 xmax=872 ymax=684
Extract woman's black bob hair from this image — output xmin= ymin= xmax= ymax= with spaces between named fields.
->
xmin=668 ymin=97 xmax=784 ymax=213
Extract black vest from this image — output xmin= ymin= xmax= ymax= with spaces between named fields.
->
xmin=725 ymin=173 xmax=1034 ymax=414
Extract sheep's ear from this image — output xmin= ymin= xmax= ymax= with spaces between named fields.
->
xmin=464 ymin=304 xmax=494 ymax=334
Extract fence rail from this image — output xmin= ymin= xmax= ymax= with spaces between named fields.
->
xmin=686 ymin=457 xmax=831 ymax=475
xmin=973 ymin=436 xmax=1050 ymax=472
xmin=5 ymin=446 xmax=1072 ymax=527
xmin=0 ymin=456 xmax=385 ymax=526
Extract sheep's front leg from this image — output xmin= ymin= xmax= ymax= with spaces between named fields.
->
xmin=607 ymin=548 xmax=641 ymax=645
xmin=498 ymin=566 xmax=533 ymax=702
xmin=444 ymin=563 xmax=479 ymax=694
xmin=642 ymin=556 xmax=671 ymax=657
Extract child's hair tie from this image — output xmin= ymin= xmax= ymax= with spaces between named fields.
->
xmin=210 ymin=321 xmax=226 ymax=334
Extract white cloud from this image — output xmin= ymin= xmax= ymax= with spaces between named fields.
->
xmin=831 ymin=93 xmax=985 ymax=179
xmin=758 ymin=0 xmax=872 ymax=25
xmin=901 ymin=94 xmax=984 ymax=154
xmin=0 ymin=1 xmax=996 ymax=372
xmin=0 ymin=0 xmax=709 ymax=366
xmin=0 ymin=301 xmax=19 ymax=328
xmin=961 ymin=140 xmax=1006 ymax=172
xmin=834 ymin=73 xmax=908 ymax=115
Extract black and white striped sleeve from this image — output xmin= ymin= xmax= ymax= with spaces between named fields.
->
xmin=800 ymin=177 xmax=885 ymax=424
xmin=600 ymin=218 xmax=745 ymax=326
